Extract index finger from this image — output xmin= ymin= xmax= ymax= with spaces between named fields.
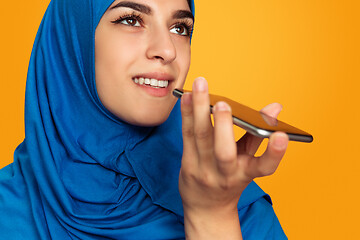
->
xmin=192 ymin=77 xmax=214 ymax=163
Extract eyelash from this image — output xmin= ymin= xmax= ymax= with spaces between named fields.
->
xmin=111 ymin=13 xmax=194 ymax=37
xmin=111 ymin=12 xmax=144 ymax=26
xmin=173 ymin=19 xmax=194 ymax=37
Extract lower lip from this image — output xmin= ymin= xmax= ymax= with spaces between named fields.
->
xmin=134 ymin=82 xmax=171 ymax=97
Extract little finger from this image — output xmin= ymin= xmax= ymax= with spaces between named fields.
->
xmin=244 ymin=132 xmax=288 ymax=178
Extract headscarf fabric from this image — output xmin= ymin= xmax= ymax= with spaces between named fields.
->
xmin=0 ymin=0 xmax=286 ymax=239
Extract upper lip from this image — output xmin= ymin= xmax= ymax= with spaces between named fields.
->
xmin=132 ymin=72 xmax=175 ymax=81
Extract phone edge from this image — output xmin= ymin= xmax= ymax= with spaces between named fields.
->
xmin=173 ymin=89 xmax=313 ymax=143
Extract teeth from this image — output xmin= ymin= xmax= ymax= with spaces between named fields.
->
xmin=150 ymin=79 xmax=158 ymax=87
xmin=132 ymin=77 xmax=169 ymax=88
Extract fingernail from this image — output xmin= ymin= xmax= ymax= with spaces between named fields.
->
xmin=194 ymin=77 xmax=207 ymax=92
xmin=214 ymin=101 xmax=231 ymax=112
xmin=262 ymin=103 xmax=283 ymax=115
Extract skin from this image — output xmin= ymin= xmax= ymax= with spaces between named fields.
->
xmin=95 ymin=0 xmax=289 ymax=239
xmin=180 ymin=79 xmax=288 ymax=239
xmin=95 ymin=0 xmax=192 ymax=126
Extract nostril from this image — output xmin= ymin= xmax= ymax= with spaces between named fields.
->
xmin=154 ymin=56 xmax=164 ymax=60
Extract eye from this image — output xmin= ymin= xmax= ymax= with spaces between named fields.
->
xmin=111 ymin=14 xmax=143 ymax=27
xmin=170 ymin=24 xmax=190 ymax=36
xmin=120 ymin=17 xmax=141 ymax=27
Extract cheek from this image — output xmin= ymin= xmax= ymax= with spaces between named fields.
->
xmin=176 ymin=37 xmax=191 ymax=65
xmin=175 ymin=39 xmax=191 ymax=82
xmin=96 ymin=32 xmax=142 ymax=76
xmin=95 ymin=30 xmax=146 ymax=107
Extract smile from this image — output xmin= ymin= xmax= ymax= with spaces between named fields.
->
xmin=132 ymin=77 xmax=169 ymax=88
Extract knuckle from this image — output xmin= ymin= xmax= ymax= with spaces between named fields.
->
xmin=218 ymin=177 xmax=236 ymax=191
xmin=180 ymin=167 xmax=195 ymax=181
xmin=193 ymin=93 xmax=208 ymax=104
xmin=181 ymin=106 xmax=193 ymax=116
xmin=182 ymin=127 xmax=194 ymax=138
xmin=216 ymin=161 xmax=235 ymax=176
xmin=196 ymin=171 xmax=215 ymax=188
xmin=194 ymin=128 xmax=211 ymax=140
xmin=180 ymin=169 xmax=212 ymax=187
xmin=215 ymin=150 xmax=235 ymax=162
xmin=258 ymin=165 xmax=278 ymax=177
xmin=180 ymin=163 xmax=198 ymax=182
xmin=267 ymin=165 xmax=279 ymax=175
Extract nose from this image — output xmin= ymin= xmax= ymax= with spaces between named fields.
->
xmin=145 ymin=25 xmax=177 ymax=64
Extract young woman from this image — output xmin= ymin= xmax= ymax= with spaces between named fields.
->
xmin=0 ymin=0 xmax=289 ymax=239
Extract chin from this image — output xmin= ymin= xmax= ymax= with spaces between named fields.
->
xmin=130 ymin=114 xmax=169 ymax=127
xmin=122 ymin=106 xmax=174 ymax=127
xmin=108 ymin=97 xmax=177 ymax=127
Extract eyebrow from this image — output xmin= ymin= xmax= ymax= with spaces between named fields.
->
xmin=109 ymin=1 xmax=194 ymax=22
xmin=110 ymin=1 xmax=152 ymax=14
xmin=173 ymin=10 xmax=194 ymax=22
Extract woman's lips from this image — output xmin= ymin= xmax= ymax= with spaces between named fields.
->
xmin=132 ymin=77 xmax=169 ymax=88
xmin=132 ymin=73 xmax=174 ymax=97
xmin=132 ymin=72 xmax=175 ymax=81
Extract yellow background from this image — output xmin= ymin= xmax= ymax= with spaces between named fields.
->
xmin=1 ymin=0 xmax=359 ymax=239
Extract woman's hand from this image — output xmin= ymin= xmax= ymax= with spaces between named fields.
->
xmin=179 ymin=77 xmax=289 ymax=240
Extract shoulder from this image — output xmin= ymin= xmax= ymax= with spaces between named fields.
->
xmin=0 ymin=163 xmax=41 ymax=239
xmin=237 ymin=182 xmax=287 ymax=240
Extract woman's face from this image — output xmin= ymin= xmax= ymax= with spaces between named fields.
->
xmin=95 ymin=0 xmax=193 ymax=126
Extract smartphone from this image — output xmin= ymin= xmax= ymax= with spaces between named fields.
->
xmin=173 ymin=89 xmax=313 ymax=143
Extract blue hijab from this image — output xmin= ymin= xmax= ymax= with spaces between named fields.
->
xmin=0 ymin=0 xmax=286 ymax=239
